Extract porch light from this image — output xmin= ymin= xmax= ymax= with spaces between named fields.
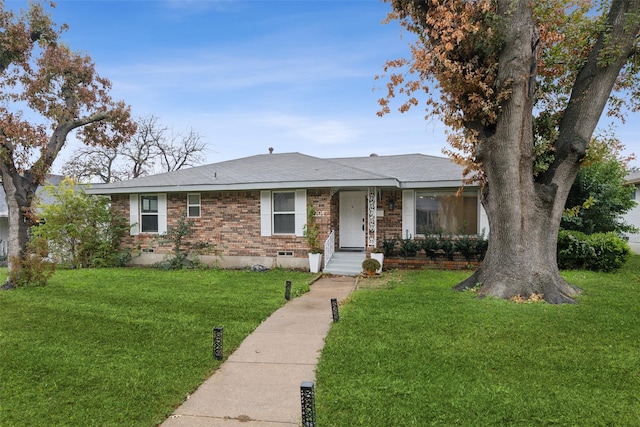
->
xmin=300 ymin=381 xmax=316 ymax=427
xmin=388 ymin=197 xmax=395 ymax=211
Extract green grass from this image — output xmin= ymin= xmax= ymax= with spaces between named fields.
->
xmin=316 ymin=257 xmax=640 ymax=426
xmin=0 ymin=267 xmax=315 ymax=426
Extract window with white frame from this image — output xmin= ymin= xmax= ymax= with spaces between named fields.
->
xmin=273 ymin=191 xmax=295 ymax=234
xmin=187 ymin=193 xmax=201 ymax=218
xmin=140 ymin=195 xmax=159 ymax=233
xmin=415 ymin=191 xmax=478 ymax=235
xmin=260 ymin=190 xmax=305 ymax=237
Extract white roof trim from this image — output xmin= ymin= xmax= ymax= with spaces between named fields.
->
xmin=85 ymin=178 xmax=402 ymax=195
xmin=399 ymin=180 xmax=468 ymax=189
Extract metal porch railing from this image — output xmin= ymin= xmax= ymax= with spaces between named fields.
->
xmin=323 ymin=229 xmax=335 ymax=269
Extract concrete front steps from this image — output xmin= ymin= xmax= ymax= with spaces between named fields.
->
xmin=323 ymin=251 xmax=366 ymax=276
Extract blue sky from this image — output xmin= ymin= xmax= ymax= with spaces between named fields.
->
xmin=6 ymin=0 xmax=639 ymax=170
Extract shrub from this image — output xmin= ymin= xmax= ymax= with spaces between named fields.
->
xmin=154 ymin=211 xmax=213 ymax=270
xmin=557 ymin=230 xmax=592 ymax=270
xmin=585 ymin=232 xmax=631 ymax=272
xmin=399 ymin=238 xmax=419 ymax=257
xmin=438 ymin=235 xmax=456 ymax=261
xmin=362 ymin=258 xmax=381 ymax=272
xmin=455 ymin=234 xmax=479 ymax=261
xmin=388 ymin=232 xmax=489 ymax=262
xmin=382 ymin=236 xmax=398 ymax=257
xmin=303 ymin=204 xmax=322 ymax=253
xmin=421 ymin=235 xmax=439 ymax=259
xmin=6 ymin=237 xmax=56 ymax=288
xmin=557 ymin=230 xmax=630 ymax=272
xmin=34 ymin=179 xmax=130 ymax=268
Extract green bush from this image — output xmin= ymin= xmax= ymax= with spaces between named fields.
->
xmin=557 ymin=230 xmax=630 ymax=272
xmin=586 ymin=232 xmax=632 ymax=272
xmin=439 ymin=235 xmax=457 ymax=261
xmin=386 ymin=232 xmax=489 ymax=261
xmin=399 ymin=238 xmax=419 ymax=257
xmin=34 ymin=179 xmax=130 ymax=268
xmin=455 ymin=234 xmax=482 ymax=261
xmin=362 ymin=258 xmax=381 ymax=272
xmin=382 ymin=236 xmax=398 ymax=257
xmin=557 ymin=230 xmax=592 ymax=270
xmin=421 ymin=235 xmax=439 ymax=259
xmin=6 ymin=237 xmax=56 ymax=288
xmin=154 ymin=211 xmax=214 ymax=270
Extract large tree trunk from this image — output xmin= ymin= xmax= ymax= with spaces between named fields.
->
xmin=1 ymin=172 xmax=38 ymax=289
xmin=455 ymin=0 xmax=639 ymax=304
xmin=454 ymin=190 xmax=581 ymax=303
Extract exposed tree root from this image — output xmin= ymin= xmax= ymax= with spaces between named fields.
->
xmin=454 ymin=267 xmax=582 ymax=304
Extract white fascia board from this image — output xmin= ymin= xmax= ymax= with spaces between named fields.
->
xmin=399 ymin=180 xmax=472 ymax=189
xmin=85 ymin=179 xmax=401 ymax=195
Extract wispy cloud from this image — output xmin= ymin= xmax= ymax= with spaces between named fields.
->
xmin=107 ymin=51 xmax=368 ymax=93
xmin=249 ymin=112 xmax=362 ymax=145
xmin=163 ymin=0 xmax=245 ymax=14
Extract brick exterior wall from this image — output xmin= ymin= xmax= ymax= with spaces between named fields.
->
xmin=112 ymin=189 xmax=335 ymax=259
xmin=111 ymin=187 xmax=483 ymax=269
xmin=376 ymin=189 xmax=403 ymax=247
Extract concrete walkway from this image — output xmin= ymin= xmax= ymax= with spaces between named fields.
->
xmin=161 ymin=276 xmax=357 ymax=427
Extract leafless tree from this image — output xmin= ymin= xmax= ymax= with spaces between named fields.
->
xmin=156 ymin=128 xmax=206 ymax=172
xmin=61 ymin=115 xmax=207 ymax=183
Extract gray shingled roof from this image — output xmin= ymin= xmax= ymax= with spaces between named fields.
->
xmin=0 ymin=175 xmax=66 ymax=217
xmin=331 ymin=154 xmax=466 ymax=185
xmin=86 ymin=152 xmax=469 ymax=195
xmin=626 ymin=170 xmax=640 ymax=185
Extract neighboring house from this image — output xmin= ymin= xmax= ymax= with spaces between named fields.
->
xmin=86 ymin=152 xmax=488 ymax=270
xmin=624 ymin=171 xmax=640 ymax=254
xmin=0 ymin=175 xmax=66 ymax=257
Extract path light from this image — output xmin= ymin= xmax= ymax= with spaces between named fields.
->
xmin=213 ymin=326 xmax=223 ymax=360
xmin=285 ymin=280 xmax=292 ymax=300
xmin=331 ymin=298 xmax=339 ymax=322
xmin=300 ymin=381 xmax=316 ymax=427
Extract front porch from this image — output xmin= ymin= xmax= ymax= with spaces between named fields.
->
xmin=317 ymin=187 xmax=397 ymax=275
xmin=322 ymin=250 xmax=366 ymax=276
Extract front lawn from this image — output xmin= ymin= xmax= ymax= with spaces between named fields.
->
xmin=0 ymin=268 xmax=314 ymax=426
xmin=316 ymin=256 xmax=640 ymax=426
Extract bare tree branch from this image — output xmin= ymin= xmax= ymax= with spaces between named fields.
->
xmin=61 ymin=115 xmax=208 ymax=183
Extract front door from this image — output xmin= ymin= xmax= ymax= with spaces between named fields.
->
xmin=340 ymin=191 xmax=366 ymax=249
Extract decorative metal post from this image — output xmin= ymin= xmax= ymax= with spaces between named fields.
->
xmin=213 ymin=326 xmax=223 ymax=360
xmin=285 ymin=280 xmax=292 ymax=300
xmin=300 ymin=381 xmax=316 ymax=427
xmin=331 ymin=298 xmax=339 ymax=323
xmin=367 ymin=186 xmax=377 ymax=248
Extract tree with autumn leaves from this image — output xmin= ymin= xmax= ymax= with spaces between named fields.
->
xmin=379 ymin=0 xmax=640 ymax=303
xmin=0 ymin=2 xmax=135 ymax=287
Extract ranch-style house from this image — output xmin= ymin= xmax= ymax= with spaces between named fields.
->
xmin=86 ymin=152 xmax=490 ymax=270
